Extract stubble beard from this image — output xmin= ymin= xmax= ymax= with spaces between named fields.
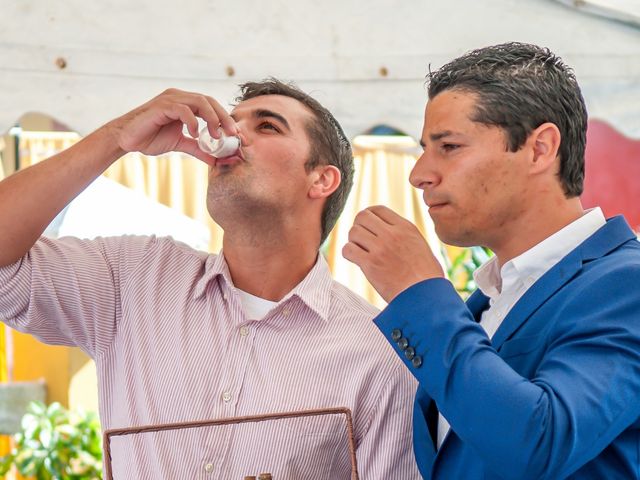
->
xmin=206 ymin=170 xmax=284 ymax=246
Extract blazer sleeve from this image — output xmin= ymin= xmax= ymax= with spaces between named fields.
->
xmin=375 ymin=269 xmax=640 ymax=480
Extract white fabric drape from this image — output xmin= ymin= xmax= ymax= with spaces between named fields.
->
xmin=102 ymin=153 xmax=223 ymax=253
xmin=18 ymin=131 xmax=81 ymax=168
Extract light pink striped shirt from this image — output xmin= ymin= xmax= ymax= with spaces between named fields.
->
xmin=0 ymin=236 xmax=420 ymax=479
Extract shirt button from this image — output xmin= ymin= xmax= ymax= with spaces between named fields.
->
xmin=222 ymin=293 xmax=229 ymax=300
xmin=222 ymin=391 xmax=232 ymax=403
xmin=239 ymin=326 xmax=250 ymax=337
xmin=282 ymin=308 xmax=291 ymax=317
xmin=204 ymin=463 xmax=214 ymax=473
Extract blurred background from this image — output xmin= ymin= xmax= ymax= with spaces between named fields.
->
xmin=1 ymin=0 xmax=639 ymax=477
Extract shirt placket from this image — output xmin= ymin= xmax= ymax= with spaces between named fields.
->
xmin=201 ymin=284 xmax=259 ymax=479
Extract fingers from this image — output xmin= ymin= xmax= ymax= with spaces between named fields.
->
xmin=343 ymin=209 xmax=391 ymax=273
xmin=347 ymin=222 xmax=378 ymax=252
xmin=202 ymin=95 xmax=239 ymax=137
xmin=353 ymin=205 xmax=407 ymax=236
xmin=352 ymin=208 xmax=388 ymax=236
xmin=348 ymin=207 xmax=402 ymax=256
xmin=366 ymin=205 xmax=404 ymax=226
xmin=351 ymin=206 xmax=409 ymax=241
xmin=341 ymin=240 xmax=368 ymax=266
xmin=161 ymin=103 xmax=201 ymax=139
xmin=342 ymin=206 xmax=443 ymax=302
xmin=111 ymin=88 xmax=240 ymax=158
xmin=160 ymin=88 xmax=238 ymax=138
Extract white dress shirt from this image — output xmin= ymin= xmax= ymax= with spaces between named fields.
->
xmin=437 ymin=208 xmax=607 ymax=449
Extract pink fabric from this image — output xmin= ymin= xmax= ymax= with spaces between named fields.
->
xmin=582 ymin=119 xmax=640 ymax=232
xmin=0 ymin=236 xmax=420 ymax=479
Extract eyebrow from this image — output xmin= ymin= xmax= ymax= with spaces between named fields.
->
xmin=231 ymin=108 xmax=291 ymax=131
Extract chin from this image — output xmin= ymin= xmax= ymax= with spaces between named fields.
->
xmin=436 ymin=226 xmax=477 ymax=248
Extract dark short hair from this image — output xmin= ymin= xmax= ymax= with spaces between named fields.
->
xmin=236 ymin=78 xmax=354 ymax=245
xmin=427 ymin=42 xmax=588 ymax=197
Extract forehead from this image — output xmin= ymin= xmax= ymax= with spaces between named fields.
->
xmin=231 ymin=94 xmax=314 ymax=127
xmin=424 ymin=89 xmax=479 ymax=131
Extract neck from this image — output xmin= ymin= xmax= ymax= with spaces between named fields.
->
xmin=221 ymin=226 xmax=321 ymax=301
xmin=491 ymin=196 xmax=585 ymax=268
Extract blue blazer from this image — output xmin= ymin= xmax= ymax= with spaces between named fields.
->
xmin=375 ymin=216 xmax=640 ymax=479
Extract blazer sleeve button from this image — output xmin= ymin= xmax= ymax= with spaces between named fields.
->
xmin=397 ymin=337 xmax=409 ymax=350
xmin=391 ymin=329 xmax=402 ymax=341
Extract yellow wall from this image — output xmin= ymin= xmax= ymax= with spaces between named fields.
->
xmin=1 ymin=331 xmax=80 ymax=458
xmin=10 ymin=331 xmax=100 ymax=412
xmin=68 ymin=349 xmax=99 ymax=412
xmin=11 ymin=331 xmax=71 ymax=406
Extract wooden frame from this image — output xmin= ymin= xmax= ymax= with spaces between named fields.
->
xmin=103 ymin=407 xmax=359 ymax=480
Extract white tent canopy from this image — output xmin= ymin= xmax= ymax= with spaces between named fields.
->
xmin=2 ymin=0 xmax=640 ymax=141
xmin=554 ymin=0 xmax=640 ymax=27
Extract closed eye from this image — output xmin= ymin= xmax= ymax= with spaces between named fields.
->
xmin=258 ymin=121 xmax=281 ymax=133
xmin=442 ymin=143 xmax=461 ymax=152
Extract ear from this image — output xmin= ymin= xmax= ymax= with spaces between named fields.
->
xmin=308 ymin=165 xmax=341 ymax=200
xmin=529 ymin=122 xmax=561 ymax=174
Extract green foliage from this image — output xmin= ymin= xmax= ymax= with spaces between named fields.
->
xmin=0 ymin=401 xmax=102 ymax=479
xmin=445 ymin=246 xmax=493 ymax=298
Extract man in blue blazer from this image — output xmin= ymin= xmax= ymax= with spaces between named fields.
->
xmin=343 ymin=42 xmax=640 ymax=479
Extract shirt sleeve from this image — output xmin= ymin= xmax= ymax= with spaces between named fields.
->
xmin=0 ymin=235 xmax=156 ymax=358
xmin=355 ymin=362 xmax=422 ymax=479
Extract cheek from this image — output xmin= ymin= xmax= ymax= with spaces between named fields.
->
xmin=265 ymin=146 xmax=306 ymax=173
xmin=259 ymin=162 xmax=307 ymax=195
xmin=476 ymin=170 xmax=526 ymax=223
xmin=473 ymin=157 xmax=519 ymax=195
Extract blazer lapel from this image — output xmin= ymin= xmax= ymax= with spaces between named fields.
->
xmin=491 ymin=216 xmax=636 ymax=350
xmin=491 ymin=248 xmax=582 ymax=349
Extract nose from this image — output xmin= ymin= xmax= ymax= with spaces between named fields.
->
xmin=409 ymin=149 xmax=439 ymax=190
xmin=233 ymin=121 xmax=249 ymax=147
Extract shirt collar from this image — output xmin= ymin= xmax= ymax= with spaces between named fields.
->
xmin=474 ymin=257 xmax=501 ymax=299
xmin=474 ymin=207 xmax=606 ymax=298
xmin=193 ymin=250 xmax=233 ymax=298
xmin=279 ymin=254 xmax=333 ymax=323
xmin=194 ymin=251 xmax=333 ymax=323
